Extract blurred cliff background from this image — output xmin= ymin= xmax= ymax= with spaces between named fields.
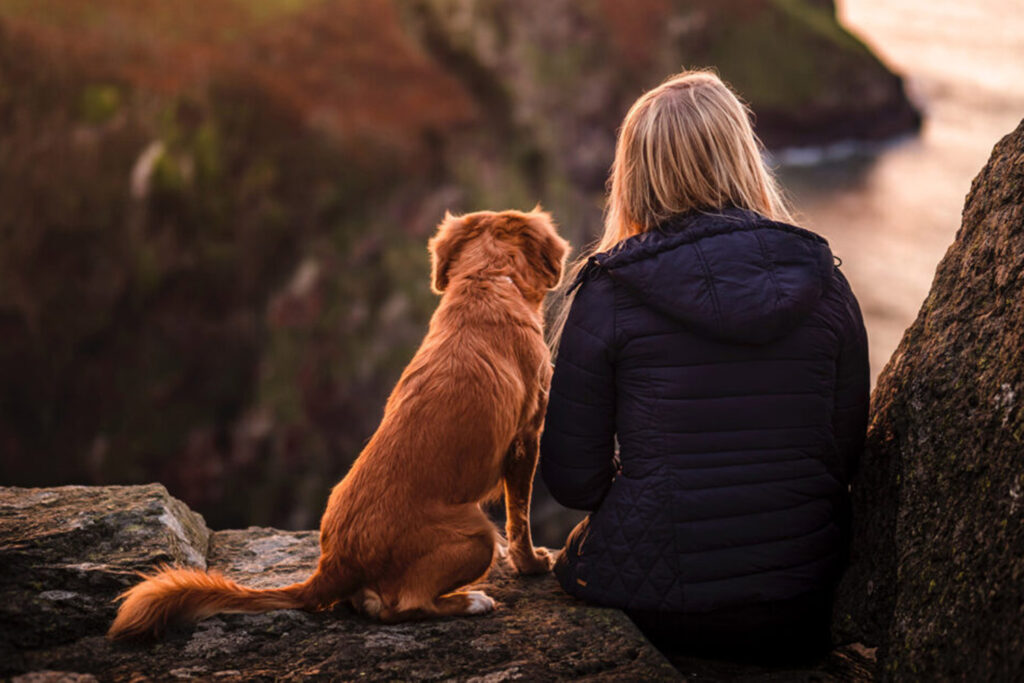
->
xmin=0 ymin=0 xmax=1020 ymax=543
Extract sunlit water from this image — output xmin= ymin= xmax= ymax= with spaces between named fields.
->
xmin=777 ymin=0 xmax=1024 ymax=380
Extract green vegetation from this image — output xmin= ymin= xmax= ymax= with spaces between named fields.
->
xmin=78 ymin=84 xmax=122 ymax=124
xmin=698 ymin=0 xmax=881 ymax=108
xmin=773 ymin=0 xmax=871 ymax=54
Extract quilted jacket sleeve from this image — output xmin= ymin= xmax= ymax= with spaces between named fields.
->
xmin=540 ymin=272 xmax=617 ymax=511
xmin=832 ymin=268 xmax=870 ymax=482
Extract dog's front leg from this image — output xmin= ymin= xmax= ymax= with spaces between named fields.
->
xmin=502 ymin=432 xmax=555 ymax=575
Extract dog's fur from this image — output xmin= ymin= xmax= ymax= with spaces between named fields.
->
xmin=108 ymin=208 xmax=570 ymax=639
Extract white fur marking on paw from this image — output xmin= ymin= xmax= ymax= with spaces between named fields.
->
xmin=465 ymin=591 xmax=495 ymax=614
xmin=362 ymin=591 xmax=383 ymax=618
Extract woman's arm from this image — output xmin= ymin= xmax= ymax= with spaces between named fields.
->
xmin=540 ymin=272 xmax=617 ymax=511
xmin=832 ymin=268 xmax=870 ymax=482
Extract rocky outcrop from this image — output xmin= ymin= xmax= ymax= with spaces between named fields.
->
xmin=833 ymin=119 xmax=1024 ymax=679
xmin=0 ymin=485 xmax=209 ymax=658
xmin=1 ymin=485 xmax=681 ymax=681
xmin=403 ymin=0 xmax=921 ymax=194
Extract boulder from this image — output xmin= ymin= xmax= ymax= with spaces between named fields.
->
xmin=833 ymin=119 xmax=1024 ymax=679
xmin=1 ymin=485 xmax=680 ymax=681
xmin=0 ymin=484 xmax=208 ymax=660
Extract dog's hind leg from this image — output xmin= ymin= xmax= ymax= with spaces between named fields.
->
xmin=494 ymin=531 xmax=509 ymax=560
xmin=374 ymin=506 xmax=497 ymax=622
xmin=431 ymin=588 xmax=496 ymax=616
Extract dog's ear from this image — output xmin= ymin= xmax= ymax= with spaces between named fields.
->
xmin=429 ymin=212 xmax=475 ymax=294
xmin=527 ymin=210 xmax=570 ymax=289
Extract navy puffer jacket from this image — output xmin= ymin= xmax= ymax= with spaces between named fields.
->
xmin=540 ymin=208 xmax=869 ymax=614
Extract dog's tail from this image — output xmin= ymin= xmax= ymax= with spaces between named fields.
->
xmin=107 ymin=562 xmax=354 ymax=640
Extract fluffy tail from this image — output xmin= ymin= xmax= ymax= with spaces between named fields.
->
xmin=107 ymin=564 xmax=350 ymax=640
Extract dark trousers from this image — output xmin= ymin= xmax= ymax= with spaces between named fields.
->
xmin=627 ymin=590 xmax=833 ymax=666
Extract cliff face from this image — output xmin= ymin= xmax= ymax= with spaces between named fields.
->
xmin=404 ymin=0 xmax=921 ymax=195
xmin=833 ymin=119 xmax=1024 ymax=679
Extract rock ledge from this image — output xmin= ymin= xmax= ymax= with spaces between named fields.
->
xmin=1 ymin=485 xmax=678 ymax=682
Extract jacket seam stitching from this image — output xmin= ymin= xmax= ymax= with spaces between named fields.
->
xmin=657 ymin=423 xmax=822 ymax=435
xmin=675 ymin=517 xmax=835 ymax=556
xmin=754 ymin=230 xmax=784 ymax=311
xmin=666 ymin=453 xmax=814 ymax=470
xmin=553 ymin=355 xmax=611 ymax=379
xmin=598 ymin=217 xmax=828 ymax=269
xmin=665 ymin=443 xmax=819 ymax=455
xmin=682 ymin=550 xmax=840 ymax=586
xmin=654 ymin=390 xmax=830 ymax=401
xmin=567 ymin=319 xmax=607 ymax=347
xmin=624 ymin=324 xmax=837 ymax=343
xmin=630 ymin=358 xmax=830 ymax=369
xmin=673 ymin=470 xmax=831 ymax=492
xmin=677 ymin=497 xmax=826 ymax=524
xmin=691 ymin=242 xmax=723 ymax=330
xmin=609 ymin=272 xmax=621 ymax=353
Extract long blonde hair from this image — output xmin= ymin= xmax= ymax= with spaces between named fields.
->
xmin=549 ymin=69 xmax=793 ymax=352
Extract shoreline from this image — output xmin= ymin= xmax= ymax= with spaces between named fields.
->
xmin=768 ymin=131 xmax=920 ymax=168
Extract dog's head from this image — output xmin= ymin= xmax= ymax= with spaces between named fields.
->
xmin=429 ymin=208 xmax=570 ymax=301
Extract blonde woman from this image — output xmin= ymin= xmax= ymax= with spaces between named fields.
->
xmin=539 ymin=71 xmax=869 ymax=662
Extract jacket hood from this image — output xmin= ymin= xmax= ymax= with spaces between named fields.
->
xmin=582 ymin=208 xmax=834 ymax=344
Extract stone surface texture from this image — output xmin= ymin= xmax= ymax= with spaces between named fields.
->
xmin=1 ymin=485 xmax=681 ymax=681
xmin=0 ymin=485 xmax=882 ymax=681
xmin=833 ymin=119 xmax=1024 ymax=680
xmin=0 ymin=484 xmax=209 ymax=657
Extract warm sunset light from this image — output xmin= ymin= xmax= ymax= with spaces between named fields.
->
xmin=2 ymin=1 xmax=1022 ymax=680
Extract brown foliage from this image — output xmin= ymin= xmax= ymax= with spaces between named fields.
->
xmin=0 ymin=0 xmax=476 ymax=526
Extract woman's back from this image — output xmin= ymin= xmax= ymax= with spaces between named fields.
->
xmin=541 ymin=207 xmax=869 ymax=614
xmin=539 ymin=70 xmax=869 ymax=658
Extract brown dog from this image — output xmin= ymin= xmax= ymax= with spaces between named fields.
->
xmin=108 ymin=208 xmax=569 ymax=638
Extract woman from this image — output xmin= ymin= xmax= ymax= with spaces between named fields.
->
xmin=540 ymin=70 xmax=869 ymax=662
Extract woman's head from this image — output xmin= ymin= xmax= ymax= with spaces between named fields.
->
xmin=599 ymin=69 xmax=791 ymax=252
xmin=549 ymin=70 xmax=792 ymax=351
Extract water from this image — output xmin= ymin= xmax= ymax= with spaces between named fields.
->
xmin=777 ymin=0 xmax=1024 ymax=380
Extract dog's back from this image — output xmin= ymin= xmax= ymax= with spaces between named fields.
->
xmin=323 ymin=270 xmax=547 ymax=550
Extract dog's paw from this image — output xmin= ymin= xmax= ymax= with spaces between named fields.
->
xmin=358 ymin=590 xmax=384 ymax=618
xmin=464 ymin=591 xmax=496 ymax=615
xmin=510 ymin=545 xmax=556 ymax=575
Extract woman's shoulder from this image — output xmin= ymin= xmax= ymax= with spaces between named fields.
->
xmin=562 ymin=265 xmax=617 ymax=348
